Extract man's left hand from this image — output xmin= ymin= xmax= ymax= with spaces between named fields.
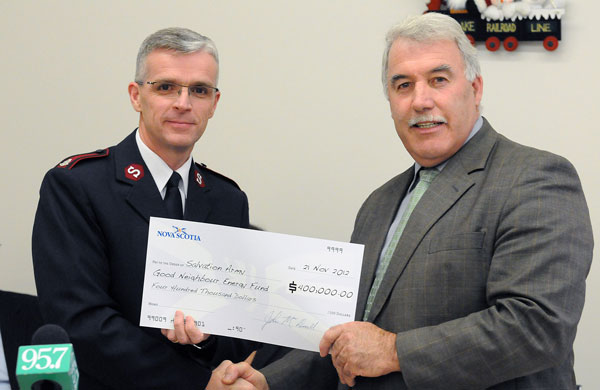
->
xmin=319 ymin=321 xmax=400 ymax=386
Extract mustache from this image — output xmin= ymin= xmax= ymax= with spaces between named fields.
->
xmin=407 ymin=115 xmax=447 ymax=127
xmin=165 ymin=118 xmax=197 ymax=124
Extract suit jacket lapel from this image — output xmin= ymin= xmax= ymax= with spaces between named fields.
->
xmin=114 ymin=131 xmax=166 ymax=222
xmin=367 ymin=119 xmax=499 ymax=322
xmin=184 ymin=164 xmax=213 ymax=222
xmin=354 ymin=167 xmax=414 ymax=321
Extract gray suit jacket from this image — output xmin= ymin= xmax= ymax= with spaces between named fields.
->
xmin=262 ymin=119 xmax=593 ymax=389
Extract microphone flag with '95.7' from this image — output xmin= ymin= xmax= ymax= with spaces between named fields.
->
xmin=16 ymin=324 xmax=79 ymax=390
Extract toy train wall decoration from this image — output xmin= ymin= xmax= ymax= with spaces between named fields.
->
xmin=426 ymin=0 xmax=565 ymax=51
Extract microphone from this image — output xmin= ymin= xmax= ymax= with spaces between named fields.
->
xmin=16 ymin=324 xmax=79 ymax=389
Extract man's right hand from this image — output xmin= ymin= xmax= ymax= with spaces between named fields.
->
xmin=161 ymin=310 xmax=210 ymax=345
xmin=207 ymin=352 xmax=268 ymax=390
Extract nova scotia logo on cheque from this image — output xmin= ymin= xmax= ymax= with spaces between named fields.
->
xmin=156 ymin=226 xmax=202 ymax=242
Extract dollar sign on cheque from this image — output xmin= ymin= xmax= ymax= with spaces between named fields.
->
xmin=288 ymin=281 xmax=297 ymax=293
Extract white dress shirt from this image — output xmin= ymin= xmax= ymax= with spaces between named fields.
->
xmin=135 ymin=130 xmax=191 ymax=214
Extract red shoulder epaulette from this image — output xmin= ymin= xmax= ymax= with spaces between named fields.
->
xmin=56 ymin=148 xmax=110 ymax=170
xmin=194 ymin=162 xmax=241 ymax=189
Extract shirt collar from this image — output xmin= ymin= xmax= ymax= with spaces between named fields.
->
xmin=410 ymin=115 xmax=483 ymax=189
xmin=135 ymin=130 xmax=191 ymax=198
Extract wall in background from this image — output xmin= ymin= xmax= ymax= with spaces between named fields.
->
xmin=1 ymin=1 xmax=598 ymax=386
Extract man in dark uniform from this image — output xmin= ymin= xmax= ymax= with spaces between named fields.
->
xmin=32 ymin=27 xmax=254 ymax=389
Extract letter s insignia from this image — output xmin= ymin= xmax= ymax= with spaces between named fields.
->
xmin=195 ymin=171 xmax=205 ymax=187
xmin=125 ymin=164 xmax=145 ymax=181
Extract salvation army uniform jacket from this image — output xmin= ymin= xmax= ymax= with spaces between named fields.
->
xmin=32 ymin=130 xmax=255 ymax=389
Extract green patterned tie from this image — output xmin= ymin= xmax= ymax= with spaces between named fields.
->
xmin=363 ymin=168 xmax=439 ymax=320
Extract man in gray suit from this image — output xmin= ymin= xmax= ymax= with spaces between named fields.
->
xmin=204 ymin=12 xmax=594 ymax=389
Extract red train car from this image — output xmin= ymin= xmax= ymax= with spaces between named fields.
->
xmin=426 ymin=0 xmax=564 ymax=51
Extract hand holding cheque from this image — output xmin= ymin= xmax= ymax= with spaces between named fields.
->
xmin=140 ymin=217 xmax=364 ymax=352
xmin=160 ymin=309 xmax=209 ymax=345
xmin=205 ymin=321 xmax=400 ymax=389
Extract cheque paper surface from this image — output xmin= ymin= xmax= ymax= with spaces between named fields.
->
xmin=140 ymin=217 xmax=364 ymax=352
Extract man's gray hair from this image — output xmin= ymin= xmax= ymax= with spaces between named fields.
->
xmin=135 ymin=27 xmax=219 ymax=84
xmin=381 ymin=12 xmax=480 ymax=98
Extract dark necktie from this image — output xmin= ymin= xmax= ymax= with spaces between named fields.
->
xmin=165 ymin=171 xmax=183 ymax=219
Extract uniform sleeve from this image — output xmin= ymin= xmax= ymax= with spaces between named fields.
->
xmin=32 ymin=169 xmax=213 ymax=389
xmin=395 ymin=155 xmax=594 ymax=388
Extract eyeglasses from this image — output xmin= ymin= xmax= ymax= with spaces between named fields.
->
xmin=137 ymin=81 xmax=219 ymax=100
